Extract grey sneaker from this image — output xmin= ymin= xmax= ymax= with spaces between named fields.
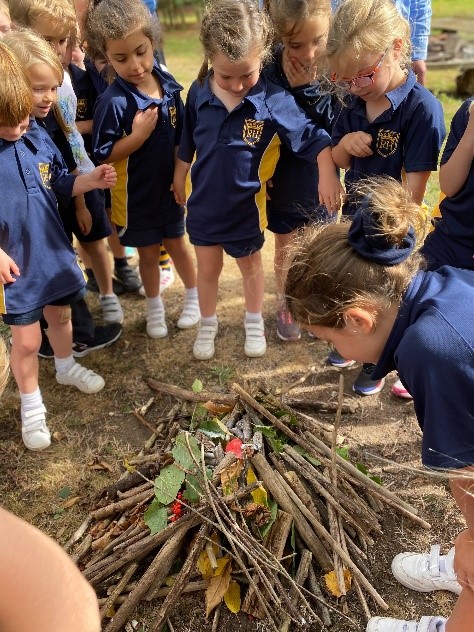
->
xmin=276 ymin=306 xmax=301 ymax=341
xmin=100 ymin=295 xmax=124 ymax=324
xmin=114 ymin=264 xmax=142 ymax=292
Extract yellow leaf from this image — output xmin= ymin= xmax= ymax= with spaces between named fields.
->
xmin=213 ymin=556 xmax=231 ymax=577
xmin=220 ymin=460 xmax=244 ymax=495
xmin=224 ymin=580 xmax=241 ymax=613
xmin=246 ymin=466 xmax=267 ymax=506
xmin=164 ymin=575 xmax=176 ymax=587
xmin=205 ymin=559 xmax=231 ymax=617
xmin=123 ymin=458 xmax=136 ymax=473
xmin=324 ymin=570 xmax=352 ymax=597
xmin=197 ymin=549 xmax=215 ymax=579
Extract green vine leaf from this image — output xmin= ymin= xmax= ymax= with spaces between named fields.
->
xmin=154 ymin=464 xmax=186 ymax=504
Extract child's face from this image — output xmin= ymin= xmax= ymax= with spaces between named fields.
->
xmin=71 ymin=43 xmax=85 ymax=68
xmin=211 ymin=50 xmax=260 ymax=99
xmin=105 ymin=29 xmax=154 ymax=87
xmin=0 ymin=117 xmax=30 ymax=142
xmin=29 ymin=63 xmax=59 ymax=119
xmin=0 ymin=11 xmax=11 ymax=37
xmin=32 ymin=15 xmax=69 ymax=62
xmin=282 ymin=16 xmax=329 ymax=71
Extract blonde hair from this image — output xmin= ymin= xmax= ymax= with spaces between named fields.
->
xmin=9 ymin=0 xmax=77 ymax=39
xmin=325 ymin=0 xmax=411 ymax=78
xmin=285 ymin=177 xmax=426 ymax=329
xmin=197 ymin=0 xmax=273 ymax=84
xmin=0 ymin=337 xmax=9 ymax=398
xmin=0 ymin=0 xmax=10 ymax=18
xmin=268 ymin=0 xmax=330 ymax=41
xmin=85 ymin=0 xmax=162 ymax=60
xmin=0 ymin=40 xmax=33 ymax=125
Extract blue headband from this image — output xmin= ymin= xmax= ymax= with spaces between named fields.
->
xmin=348 ymin=197 xmax=416 ymax=266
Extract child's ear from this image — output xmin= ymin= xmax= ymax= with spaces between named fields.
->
xmin=343 ymin=307 xmax=376 ymax=334
xmin=392 ymin=38 xmax=403 ymax=60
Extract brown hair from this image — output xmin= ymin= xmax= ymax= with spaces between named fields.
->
xmin=197 ymin=0 xmax=273 ymax=84
xmin=0 ymin=40 xmax=33 ymax=125
xmin=268 ymin=0 xmax=330 ymax=42
xmin=85 ymin=0 xmax=162 ymax=60
xmin=325 ymin=0 xmax=411 ymax=78
xmin=9 ymin=0 xmax=77 ymax=39
xmin=285 ymin=177 xmax=426 ymax=329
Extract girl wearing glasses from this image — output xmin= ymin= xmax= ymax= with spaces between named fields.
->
xmin=324 ymin=0 xmax=445 ymax=397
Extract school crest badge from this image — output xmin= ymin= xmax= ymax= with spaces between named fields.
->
xmin=242 ymin=119 xmax=264 ymax=146
xmin=376 ymin=128 xmax=400 ymax=158
xmin=38 ymin=163 xmax=51 ymax=189
xmin=169 ymin=106 xmax=177 ymax=128
xmin=77 ymin=98 xmax=87 ymax=118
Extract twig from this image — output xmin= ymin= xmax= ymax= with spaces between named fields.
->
xmin=131 ymin=409 xmax=158 ymax=434
xmin=146 ymin=378 xmax=236 ymax=404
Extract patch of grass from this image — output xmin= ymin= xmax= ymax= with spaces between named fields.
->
xmin=432 ymin=0 xmax=474 ymax=18
xmin=162 ymin=25 xmax=201 ymax=96
xmin=209 ymin=365 xmax=235 ymax=386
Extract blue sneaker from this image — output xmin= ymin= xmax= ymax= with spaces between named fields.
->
xmin=353 ymin=364 xmax=385 ymax=396
xmin=327 ymin=349 xmax=356 ymax=368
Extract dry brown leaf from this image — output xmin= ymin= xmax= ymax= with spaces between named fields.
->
xmin=220 ymin=460 xmax=244 ymax=495
xmin=205 ymin=559 xmax=231 ymax=617
xmin=324 ymin=569 xmax=352 ymax=597
xmin=62 ymin=495 xmax=82 ymax=509
xmin=202 ymin=401 xmax=235 ymax=414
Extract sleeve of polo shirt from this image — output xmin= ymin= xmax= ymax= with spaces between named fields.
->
xmin=403 ymin=94 xmax=446 ymax=173
xmin=291 ymin=84 xmax=336 ymax=132
xmin=440 ymin=99 xmax=471 ymax=167
xmin=330 ymin=101 xmax=351 ymax=149
xmin=174 ymin=94 xmax=185 ymax=147
xmin=92 ymin=92 xmax=126 ymax=163
xmin=46 ymin=136 xmax=76 ymax=199
xmin=176 ymin=82 xmax=199 ymax=163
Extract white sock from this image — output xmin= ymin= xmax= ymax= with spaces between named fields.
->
xmin=245 ymin=311 xmax=262 ymax=323
xmin=54 ymin=355 xmax=75 ymax=375
xmin=201 ymin=315 xmax=217 ymax=326
xmin=146 ymin=295 xmax=164 ymax=312
xmin=20 ymin=387 xmax=43 ymax=413
xmin=185 ymin=287 xmax=198 ymax=301
xmin=428 ymin=618 xmax=447 ymax=632
xmin=99 ymin=293 xmax=117 ymax=299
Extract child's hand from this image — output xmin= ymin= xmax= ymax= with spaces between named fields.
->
xmin=171 ymin=179 xmax=186 ymax=206
xmin=453 ymin=528 xmax=474 ymax=592
xmin=75 ymin=201 xmax=92 ymax=236
xmin=318 ymin=172 xmax=345 ymax=214
xmin=90 ymin=164 xmax=117 ymax=190
xmin=282 ymin=49 xmax=318 ymax=88
xmin=341 ymin=132 xmax=373 ymax=158
xmin=0 ymin=249 xmax=20 ymax=284
xmin=266 ymin=178 xmax=273 ymax=201
xmin=132 ymin=106 xmax=159 ymax=141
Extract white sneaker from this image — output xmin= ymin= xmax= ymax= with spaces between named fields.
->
xmin=391 ymin=545 xmax=460 ymax=595
xmin=367 ymin=616 xmax=447 ymax=632
xmin=146 ymin=307 xmax=168 ymax=338
xmin=56 ymin=363 xmax=105 ymax=394
xmin=160 ymin=266 xmax=175 ymax=292
xmin=193 ymin=323 xmax=218 ymax=360
xmin=21 ymin=405 xmax=51 ymax=451
xmin=100 ymin=295 xmax=124 ymax=324
xmin=244 ymin=319 xmax=266 ymax=358
xmin=177 ymin=298 xmax=200 ymax=329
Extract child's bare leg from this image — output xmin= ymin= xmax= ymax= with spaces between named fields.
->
xmin=235 ymin=250 xmax=264 ymax=314
xmin=163 ymin=236 xmax=197 ymax=289
xmin=194 ymin=245 xmax=222 ymax=317
xmin=137 ymin=244 xmax=161 ymax=298
xmin=10 ymin=323 xmax=41 ymax=393
xmin=79 ymin=240 xmax=113 ymax=295
xmin=43 ymin=304 xmax=73 ymax=358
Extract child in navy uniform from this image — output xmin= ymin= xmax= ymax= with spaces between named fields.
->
xmin=0 ymin=41 xmax=116 ymax=451
xmin=173 ymin=0 xmax=342 ymax=361
xmin=285 ymin=176 xmax=474 ymax=632
xmin=325 ymin=0 xmax=445 ymax=396
xmin=88 ymin=0 xmax=200 ymax=339
xmin=263 ymin=0 xmax=336 ymax=342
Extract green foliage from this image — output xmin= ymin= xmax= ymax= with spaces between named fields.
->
xmin=259 ymin=498 xmax=278 ymax=538
xmin=209 ymin=365 xmax=235 ymax=386
xmin=154 ymin=464 xmax=186 ymax=504
xmin=144 ymin=499 xmax=168 ymax=535
xmin=192 ymin=379 xmax=203 ymax=393
xmin=197 ymin=417 xmax=229 ymax=439
xmin=172 ymin=432 xmax=201 ymax=470
xmin=58 ymin=486 xmax=72 ymax=499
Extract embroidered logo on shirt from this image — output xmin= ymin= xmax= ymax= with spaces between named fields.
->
xmin=77 ymin=98 xmax=87 ymax=118
xmin=243 ymin=119 xmax=264 ymax=146
xmin=376 ymin=129 xmax=400 ymax=157
xmin=38 ymin=163 xmax=52 ymax=189
xmin=169 ymin=106 xmax=177 ymax=128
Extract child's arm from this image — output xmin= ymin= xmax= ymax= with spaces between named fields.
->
xmin=74 ymin=195 xmax=92 ymax=236
xmin=76 ymin=120 xmax=93 ymax=136
xmin=405 ymin=171 xmax=431 ymax=205
xmin=0 ymin=248 xmax=20 ymax=284
xmin=101 ymin=107 xmax=159 ymax=164
xmin=72 ymin=164 xmax=117 ymax=196
xmin=173 ymin=157 xmax=191 ymax=206
xmin=317 ymin=146 xmax=345 ymax=213
xmin=439 ymin=101 xmax=474 ymax=198
xmin=332 ymin=132 xmax=373 ymax=169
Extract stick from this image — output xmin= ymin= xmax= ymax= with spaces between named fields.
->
xmin=90 ymin=488 xmax=155 ymax=521
xmin=131 ymin=409 xmax=158 ymax=434
xmin=146 ymin=378 xmax=236 ymax=404
xmin=280 ymin=550 xmax=315 ymax=632
xmin=63 ymin=516 xmax=91 ymax=552
xmin=100 ymin=562 xmax=138 ymax=620
xmin=285 ymin=398 xmax=356 ymax=414
xmin=307 ymin=565 xmax=332 ymax=627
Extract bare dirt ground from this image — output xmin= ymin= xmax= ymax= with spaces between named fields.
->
xmin=0 ymin=239 xmax=462 ymax=631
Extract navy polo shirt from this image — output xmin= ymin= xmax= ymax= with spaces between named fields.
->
xmin=93 ymin=61 xmax=184 ymax=234
xmin=178 ymin=73 xmax=331 ymax=242
xmin=332 ymin=71 xmax=445 ymax=215
xmin=373 ymin=267 xmax=474 ymax=469
xmin=422 ymin=98 xmax=474 ymax=270
xmin=69 ymin=62 xmax=101 ymax=156
xmin=262 ymin=46 xmax=336 ymax=219
xmin=0 ymin=120 xmax=85 ymax=314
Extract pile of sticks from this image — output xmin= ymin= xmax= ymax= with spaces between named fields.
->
xmin=65 ymin=378 xmax=430 ymax=632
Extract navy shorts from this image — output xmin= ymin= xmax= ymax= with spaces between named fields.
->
xmin=117 ymin=216 xmax=185 ymax=248
xmin=267 ymin=207 xmax=333 ymax=234
xmin=190 ymin=232 xmax=265 ymax=258
xmin=60 ymin=189 xmax=112 ymax=243
xmin=2 ymin=288 xmax=86 ymax=326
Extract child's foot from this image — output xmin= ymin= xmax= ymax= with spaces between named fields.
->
xmin=146 ymin=307 xmax=168 ymax=338
xmin=366 ymin=616 xmax=447 ymax=632
xmin=391 ymin=545 xmax=460 ymax=595
xmin=177 ymin=296 xmax=200 ymax=329
xmin=391 ymin=378 xmax=413 ymax=400
xmin=100 ymin=295 xmax=124 ymax=324
xmin=56 ymin=363 xmax=105 ymax=394
xmin=352 ymin=364 xmax=385 ymax=396
xmin=244 ymin=319 xmax=266 ymax=358
xmin=193 ymin=323 xmax=218 ymax=360
xmin=276 ymin=305 xmax=301 ymax=341
xmin=114 ymin=264 xmax=142 ymax=292
xmin=21 ymin=405 xmax=51 ymax=451
xmin=327 ymin=349 xmax=356 ymax=368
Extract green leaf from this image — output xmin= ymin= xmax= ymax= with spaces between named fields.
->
xmin=336 ymin=446 xmax=350 ymax=460
xmin=154 ymin=464 xmax=186 ymax=505
xmin=259 ymin=497 xmax=278 ymax=538
xmin=292 ymin=445 xmax=321 ymax=467
xmin=144 ymin=499 xmax=168 ymax=535
xmin=369 ymin=474 xmax=383 ymax=486
xmin=356 ymin=462 xmax=369 ymax=475
xmin=198 ymin=417 xmax=228 ymax=439
xmin=172 ymin=432 xmax=201 ymax=470
xmin=58 ymin=486 xmax=72 ymax=499
xmin=192 ymin=379 xmax=203 ymax=393
xmin=254 ymin=424 xmax=277 ymax=439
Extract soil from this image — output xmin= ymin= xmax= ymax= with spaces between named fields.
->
xmin=0 ymin=240 xmax=462 ymax=631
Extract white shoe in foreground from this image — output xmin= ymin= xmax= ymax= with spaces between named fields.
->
xmin=56 ymin=363 xmax=105 ymax=394
xmin=146 ymin=307 xmax=168 ymax=339
xmin=193 ymin=323 xmax=218 ymax=360
xmin=244 ymin=319 xmax=266 ymax=357
xmin=367 ymin=616 xmax=447 ymax=632
xmin=391 ymin=545 xmax=460 ymax=595
xmin=177 ymin=299 xmax=200 ymax=329
xmin=21 ymin=405 xmax=51 ymax=451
